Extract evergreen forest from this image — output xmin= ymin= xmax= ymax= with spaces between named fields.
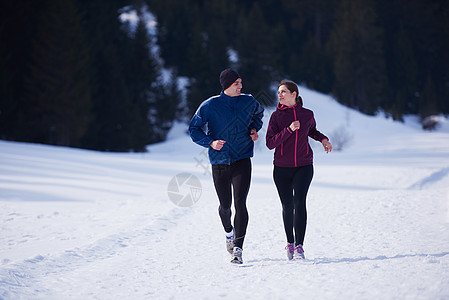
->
xmin=1 ymin=0 xmax=448 ymax=151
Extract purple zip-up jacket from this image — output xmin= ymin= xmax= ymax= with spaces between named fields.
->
xmin=266 ymin=102 xmax=328 ymax=167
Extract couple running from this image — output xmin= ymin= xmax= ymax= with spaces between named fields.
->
xmin=189 ymin=68 xmax=332 ymax=264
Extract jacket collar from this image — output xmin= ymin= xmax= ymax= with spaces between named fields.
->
xmin=277 ymin=102 xmax=300 ymax=111
xmin=220 ymin=91 xmax=241 ymax=99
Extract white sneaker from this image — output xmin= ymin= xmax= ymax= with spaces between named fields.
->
xmin=226 ymin=230 xmax=235 ymax=254
xmin=231 ymin=247 xmax=243 ymax=264
xmin=286 ymin=243 xmax=294 ymax=260
xmin=293 ymin=244 xmax=305 ymax=260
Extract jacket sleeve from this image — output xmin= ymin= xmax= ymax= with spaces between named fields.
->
xmin=265 ymin=113 xmax=294 ymax=150
xmin=188 ymin=106 xmax=213 ymax=148
xmin=308 ymin=114 xmax=328 ymax=142
xmin=249 ymin=99 xmax=264 ymax=131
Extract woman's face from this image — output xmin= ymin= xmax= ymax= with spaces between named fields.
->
xmin=278 ymin=85 xmax=296 ymax=107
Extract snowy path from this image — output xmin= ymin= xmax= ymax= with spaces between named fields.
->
xmin=1 ymin=89 xmax=449 ymax=299
xmin=1 ymin=136 xmax=449 ymax=299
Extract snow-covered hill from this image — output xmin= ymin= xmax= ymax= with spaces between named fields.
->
xmin=1 ymin=87 xmax=449 ymax=299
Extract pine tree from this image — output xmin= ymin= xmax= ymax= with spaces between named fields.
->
xmin=125 ymin=18 xmax=157 ymax=151
xmin=79 ymin=0 xmax=135 ymax=151
xmin=299 ymin=36 xmax=334 ymax=93
xmin=234 ymin=3 xmax=278 ymax=105
xmin=22 ymin=0 xmax=91 ymax=147
xmin=185 ymin=24 xmax=220 ymax=118
xmin=124 ymin=3 xmax=179 ymax=147
xmin=386 ymin=0 xmax=449 ymax=118
xmin=390 ymin=24 xmax=418 ymax=119
xmin=328 ymin=0 xmax=387 ymax=114
xmin=440 ymin=0 xmax=449 ymax=114
xmin=185 ymin=1 xmax=231 ymax=116
xmin=148 ymin=0 xmax=197 ymax=75
xmin=280 ymin=0 xmax=336 ymax=93
xmin=0 ymin=0 xmax=45 ymax=141
xmin=149 ymin=74 xmax=179 ymax=143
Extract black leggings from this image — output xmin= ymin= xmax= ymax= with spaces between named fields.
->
xmin=212 ymin=158 xmax=251 ymax=249
xmin=273 ymin=164 xmax=313 ymax=246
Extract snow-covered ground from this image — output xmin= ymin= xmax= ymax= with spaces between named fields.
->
xmin=1 ymin=87 xmax=449 ymax=299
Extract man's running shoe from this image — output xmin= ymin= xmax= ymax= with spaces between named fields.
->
xmin=226 ymin=230 xmax=235 ymax=254
xmin=231 ymin=247 xmax=243 ymax=264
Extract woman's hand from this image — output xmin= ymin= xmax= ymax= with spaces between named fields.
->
xmin=289 ymin=121 xmax=300 ymax=131
xmin=322 ymin=139 xmax=332 ymax=153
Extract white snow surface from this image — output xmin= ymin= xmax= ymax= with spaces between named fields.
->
xmin=1 ymin=87 xmax=449 ymax=299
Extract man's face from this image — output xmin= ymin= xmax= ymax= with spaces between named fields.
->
xmin=225 ymin=78 xmax=242 ymax=97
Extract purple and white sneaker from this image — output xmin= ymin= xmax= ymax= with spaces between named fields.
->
xmin=286 ymin=243 xmax=294 ymax=260
xmin=293 ymin=244 xmax=305 ymax=260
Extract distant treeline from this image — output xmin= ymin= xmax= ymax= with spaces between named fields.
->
xmin=1 ymin=0 xmax=448 ymax=151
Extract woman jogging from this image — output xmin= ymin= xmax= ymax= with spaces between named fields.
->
xmin=266 ymin=80 xmax=332 ymax=260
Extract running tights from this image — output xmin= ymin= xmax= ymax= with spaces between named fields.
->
xmin=273 ymin=164 xmax=313 ymax=246
xmin=212 ymin=158 xmax=251 ymax=249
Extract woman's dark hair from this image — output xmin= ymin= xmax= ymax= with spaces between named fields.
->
xmin=278 ymin=80 xmax=303 ymax=106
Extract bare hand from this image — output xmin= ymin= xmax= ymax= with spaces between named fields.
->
xmin=250 ymin=128 xmax=258 ymax=141
xmin=322 ymin=139 xmax=332 ymax=153
xmin=210 ymin=140 xmax=226 ymax=150
xmin=289 ymin=121 xmax=300 ymax=131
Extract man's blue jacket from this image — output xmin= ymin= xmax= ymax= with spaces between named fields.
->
xmin=189 ymin=92 xmax=264 ymax=165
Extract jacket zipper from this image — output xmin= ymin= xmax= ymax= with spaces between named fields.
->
xmin=228 ymin=96 xmax=235 ymax=165
xmin=293 ymin=108 xmax=298 ymax=167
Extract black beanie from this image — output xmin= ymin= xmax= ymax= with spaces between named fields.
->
xmin=219 ymin=68 xmax=240 ymax=90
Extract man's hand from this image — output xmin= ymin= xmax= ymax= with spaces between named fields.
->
xmin=210 ymin=140 xmax=226 ymax=150
xmin=250 ymin=128 xmax=258 ymax=141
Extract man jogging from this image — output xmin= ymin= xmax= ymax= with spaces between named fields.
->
xmin=189 ymin=68 xmax=264 ymax=264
